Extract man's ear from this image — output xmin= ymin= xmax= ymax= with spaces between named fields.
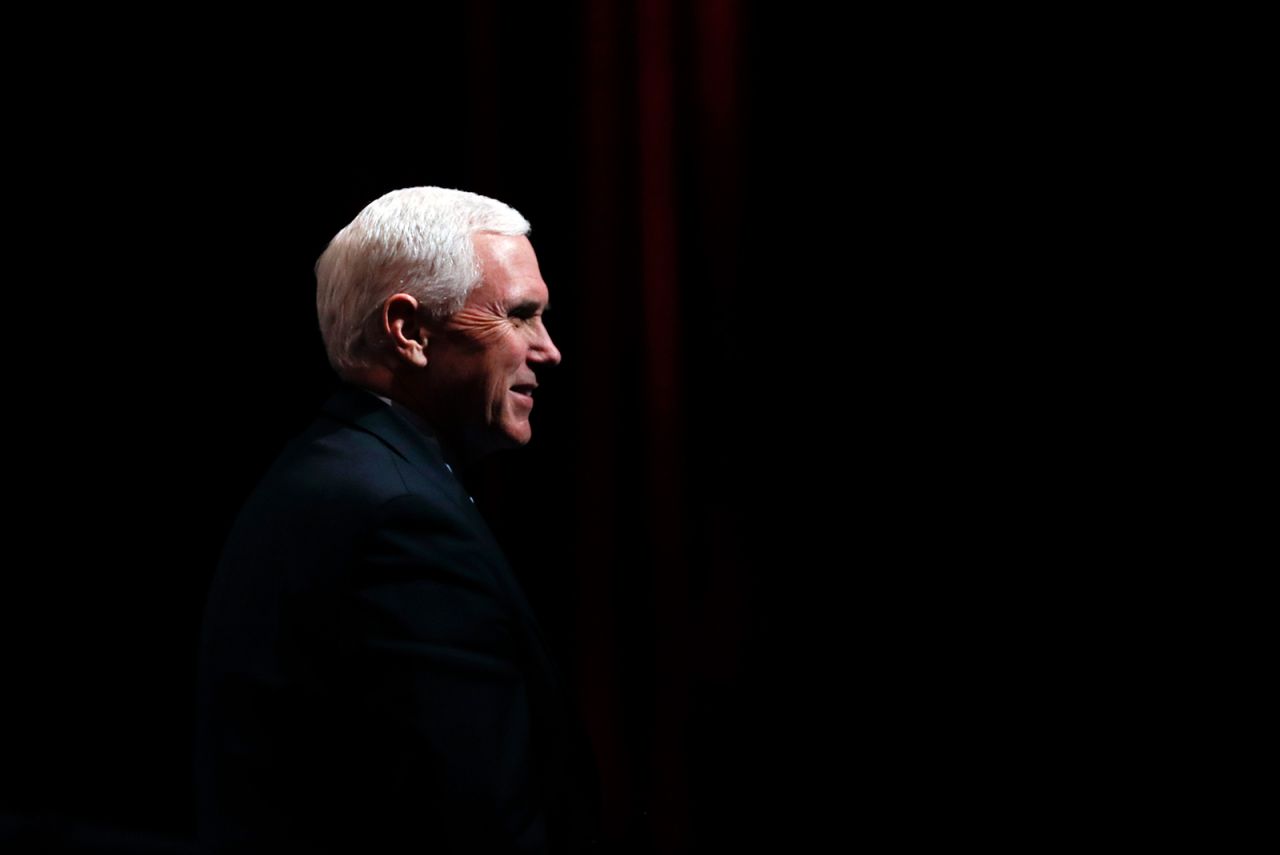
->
xmin=383 ymin=293 xmax=430 ymax=368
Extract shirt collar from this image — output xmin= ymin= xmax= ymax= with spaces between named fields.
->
xmin=366 ymin=390 xmax=462 ymax=471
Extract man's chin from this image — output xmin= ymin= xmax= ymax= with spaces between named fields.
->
xmin=456 ymin=424 xmax=531 ymax=461
xmin=502 ymin=425 xmax=533 ymax=448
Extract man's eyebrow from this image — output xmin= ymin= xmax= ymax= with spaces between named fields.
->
xmin=510 ymin=300 xmax=549 ymax=314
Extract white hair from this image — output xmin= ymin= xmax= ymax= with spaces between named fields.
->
xmin=315 ymin=186 xmax=531 ymax=378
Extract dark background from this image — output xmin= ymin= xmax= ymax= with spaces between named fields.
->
xmin=2 ymin=3 xmax=1166 ymax=852
xmin=2 ymin=2 xmax=875 ymax=852
xmin=0 ymin=6 xmax=1220 ymax=850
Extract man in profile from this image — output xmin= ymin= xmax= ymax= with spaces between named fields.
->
xmin=197 ymin=187 xmax=600 ymax=853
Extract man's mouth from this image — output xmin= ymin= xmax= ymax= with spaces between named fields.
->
xmin=510 ymin=384 xmax=537 ymax=401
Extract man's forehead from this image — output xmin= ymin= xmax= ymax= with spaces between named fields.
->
xmin=472 ymin=234 xmax=549 ymax=304
xmin=487 ymin=282 xmax=551 ymax=312
xmin=474 ymin=232 xmax=536 ymax=266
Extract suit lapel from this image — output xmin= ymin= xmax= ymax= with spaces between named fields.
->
xmin=319 ymin=383 xmax=563 ymax=692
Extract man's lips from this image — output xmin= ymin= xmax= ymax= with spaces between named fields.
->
xmin=510 ymin=384 xmax=537 ymax=403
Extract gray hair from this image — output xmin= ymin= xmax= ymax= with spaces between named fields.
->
xmin=315 ymin=186 xmax=531 ymax=378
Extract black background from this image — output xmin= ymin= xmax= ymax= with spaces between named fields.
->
xmin=1 ymin=3 xmax=865 ymax=852
xmin=1 ymin=3 xmax=1110 ymax=852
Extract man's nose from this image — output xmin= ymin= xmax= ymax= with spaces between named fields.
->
xmin=531 ymin=325 xmax=561 ymax=366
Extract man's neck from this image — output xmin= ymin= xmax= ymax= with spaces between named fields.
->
xmin=355 ymin=384 xmax=469 ymax=470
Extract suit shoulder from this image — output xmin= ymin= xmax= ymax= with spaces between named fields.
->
xmin=256 ymin=415 xmax=456 ymax=509
xmin=213 ymin=415 xmax=466 ymax=586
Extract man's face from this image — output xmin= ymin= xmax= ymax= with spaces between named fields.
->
xmin=419 ymin=233 xmax=561 ymax=457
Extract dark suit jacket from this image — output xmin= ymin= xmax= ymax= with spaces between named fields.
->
xmin=196 ymin=383 xmax=600 ymax=854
